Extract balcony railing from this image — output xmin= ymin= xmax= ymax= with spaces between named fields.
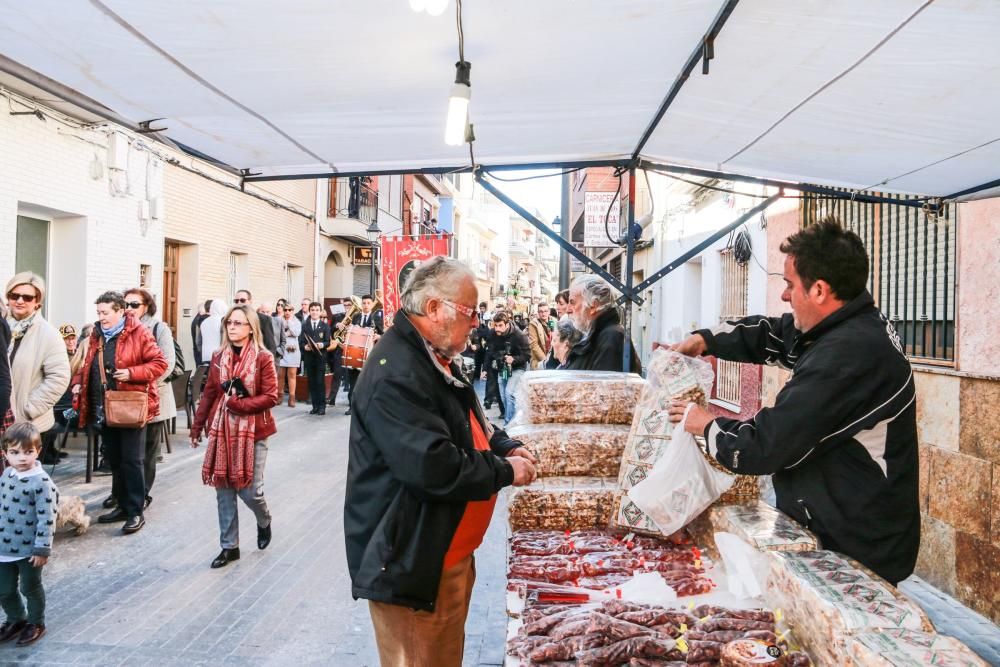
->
xmin=329 ymin=178 xmax=378 ymax=226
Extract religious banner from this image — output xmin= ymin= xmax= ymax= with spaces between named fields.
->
xmin=379 ymin=233 xmax=452 ymax=327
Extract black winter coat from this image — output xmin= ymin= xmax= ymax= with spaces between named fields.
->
xmin=0 ymin=318 xmax=10 ymax=419
xmin=563 ymin=307 xmax=641 ymax=374
xmin=697 ymin=291 xmax=919 ymax=584
xmin=299 ymin=319 xmax=331 ymax=357
xmin=485 ymin=327 xmax=531 ymax=372
xmin=345 ymin=311 xmax=520 ymax=611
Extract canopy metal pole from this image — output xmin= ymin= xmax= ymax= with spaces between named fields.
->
xmin=616 ymin=192 xmax=781 ymax=305
xmin=639 ymin=160 xmax=932 ymax=209
xmin=942 ymin=177 xmax=1000 ymax=201
xmin=623 ymin=166 xmax=637 ymax=373
xmin=476 ymin=174 xmax=643 ymax=305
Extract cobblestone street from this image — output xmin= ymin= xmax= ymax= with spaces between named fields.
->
xmin=0 ymin=397 xmax=509 ymax=666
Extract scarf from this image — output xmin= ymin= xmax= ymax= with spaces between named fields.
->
xmin=201 ymin=344 xmax=259 ymax=489
xmin=6 ymin=314 xmax=36 ymax=355
xmin=101 ymin=317 xmax=126 ymax=340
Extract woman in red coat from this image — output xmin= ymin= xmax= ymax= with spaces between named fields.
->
xmin=73 ymin=291 xmax=167 ymax=535
xmin=191 ymin=304 xmax=279 ymax=569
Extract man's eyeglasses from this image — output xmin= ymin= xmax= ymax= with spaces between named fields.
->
xmin=125 ymin=301 xmax=143 ymax=310
xmin=225 ymin=320 xmax=250 ymax=328
xmin=233 ymin=298 xmax=248 ymax=304
xmin=7 ymin=292 xmax=37 ymax=303
xmin=441 ymin=300 xmax=479 ymax=321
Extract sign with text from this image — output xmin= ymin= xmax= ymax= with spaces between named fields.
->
xmin=352 ymin=246 xmax=375 ymax=266
xmin=584 ymin=191 xmax=620 ymax=248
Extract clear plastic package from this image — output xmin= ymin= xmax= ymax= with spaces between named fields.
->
xmin=510 ymin=370 xmax=645 ymax=426
xmin=506 ymin=423 xmax=630 ymax=478
xmin=846 ymin=628 xmax=988 ymax=666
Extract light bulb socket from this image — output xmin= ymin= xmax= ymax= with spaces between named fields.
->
xmin=454 ymin=60 xmax=472 ymax=87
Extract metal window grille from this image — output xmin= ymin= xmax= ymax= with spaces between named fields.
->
xmin=227 ymin=252 xmax=239 ymax=301
xmin=716 ymin=249 xmax=747 ymax=405
xmin=801 ymin=191 xmax=956 ymax=364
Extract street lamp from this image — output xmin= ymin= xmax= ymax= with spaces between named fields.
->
xmin=366 ymin=219 xmax=381 ymax=294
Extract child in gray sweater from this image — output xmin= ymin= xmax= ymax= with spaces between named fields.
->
xmin=0 ymin=422 xmax=58 ymax=646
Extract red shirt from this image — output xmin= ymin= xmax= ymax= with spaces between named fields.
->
xmin=437 ymin=355 xmax=499 ymax=569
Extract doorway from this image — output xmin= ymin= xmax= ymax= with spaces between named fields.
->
xmin=163 ymin=242 xmax=181 ymax=336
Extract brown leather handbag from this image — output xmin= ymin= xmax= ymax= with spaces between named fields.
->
xmin=99 ymin=338 xmax=149 ymax=428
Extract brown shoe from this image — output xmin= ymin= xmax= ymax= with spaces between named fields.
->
xmin=15 ymin=623 xmax=45 ymax=646
xmin=0 ymin=619 xmax=26 ymax=642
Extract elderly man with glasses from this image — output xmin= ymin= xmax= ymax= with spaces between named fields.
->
xmin=345 ymin=256 xmax=536 ymax=667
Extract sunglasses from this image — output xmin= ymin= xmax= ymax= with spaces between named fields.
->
xmin=225 ymin=319 xmax=250 ymax=327
xmin=233 ymin=298 xmax=248 ymax=304
xmin=125 ymin=301 xmax=144 ymax=309
xmin=7 ymin=292 xmax=36 ymax=303
xmin=284 ymin=308 xmax=294 ymax=312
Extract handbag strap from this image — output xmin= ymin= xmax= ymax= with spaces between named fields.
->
xmin=98 ymin=337 xmax=109 ymax=390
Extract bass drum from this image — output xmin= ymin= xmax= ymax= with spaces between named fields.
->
xmin=342 ymin=325 xmax=376 ymax=370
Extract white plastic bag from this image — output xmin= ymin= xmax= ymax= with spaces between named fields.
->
xmin=626 ymin=405 xmax=735 ymax=535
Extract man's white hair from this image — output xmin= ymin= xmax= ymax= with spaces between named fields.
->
xmin=401 ymin=256 xmax=476 ymax=314
xmin=571 ymin=274 xmax=614 ymax=312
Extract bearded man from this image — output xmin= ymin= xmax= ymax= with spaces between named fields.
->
xmin=344 ymin=256 xmax=537 ymax=667
xmin=563 ymin=274 xmax=641 ymax=374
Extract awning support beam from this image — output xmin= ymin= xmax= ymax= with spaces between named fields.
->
xmin=639 ymin=160 xmax=934 ymax=209
xmin=475 ymin=174 xmax=643 ymax=306
xmin=942 ymin=177 xmax=1000 ymax=201
xmin=630 ymin=0 xmax=741 ymax=161
xmin=616 ymin=192 xmax=782 ymax=306
xmin=623 ymin=165 xmax=637 ymax=373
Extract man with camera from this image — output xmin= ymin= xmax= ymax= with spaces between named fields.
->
xmin=485 ymin=312 xmax=530 ymax=424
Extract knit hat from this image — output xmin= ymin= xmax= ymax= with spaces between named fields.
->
xmin=59 ymin=323 xmax=77 ymax=339
xmin=5 ymin=271 xmax=45 ymax=303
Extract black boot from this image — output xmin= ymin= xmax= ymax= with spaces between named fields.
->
xmin=257 ymin=522 xmax=272 ymax=550
xmin=211 ymin=548 xmax=241 ymax=569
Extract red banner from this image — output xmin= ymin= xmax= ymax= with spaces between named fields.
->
xmin=379 ymin=234 xmax=452 ymax=327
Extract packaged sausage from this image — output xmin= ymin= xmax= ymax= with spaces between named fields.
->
xmin=506 ymin=423 xmax=630 ymax=478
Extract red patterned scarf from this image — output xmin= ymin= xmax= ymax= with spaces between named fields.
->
xmin=201 ymin=344 xmax=258 ymax=489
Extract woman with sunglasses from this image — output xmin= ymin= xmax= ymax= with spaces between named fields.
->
xmin=73 ymin=291 xmax=167 ymax=534
xmin=191 ymin=305 xmax=279 ymax=568
xmin=101 ymin=287 xmax=176 ymax=513
xmin=4 ymin=273 xmax=71 ymax=447
xmin=277 ymin=304 xmax=301 ymax=407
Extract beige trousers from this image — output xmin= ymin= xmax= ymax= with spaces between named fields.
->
xmin=368 ymin=555 xmax=476 ymax=667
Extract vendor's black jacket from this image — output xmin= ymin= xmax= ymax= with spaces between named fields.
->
xmin=485 ymin=327 xmax=531 ymax=372
xmin=344 ymin=311 xmax=520 ymax=611
xmin=564 ymin=307 xmax=642 ymax=374
xmin=697 ymin=291 xmax=919 ymax=584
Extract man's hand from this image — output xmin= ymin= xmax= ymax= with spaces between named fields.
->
xmin=507 ymin=446 xmax=537 ymax=464
xmin=29 ymin=555 xmax=48 ymax=567
xmin=508 ymin=456 xmax=537 ymax=487
xmin=667 ymin=400 xmax=714 ymax=436
xmin=504 ymin=355 xmax=514 ymax=365
xmin=653 ymin=333 xmax=707 ymax=357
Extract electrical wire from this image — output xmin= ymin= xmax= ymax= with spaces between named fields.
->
xmin=456 ymin=0 xmax=465 ymax=63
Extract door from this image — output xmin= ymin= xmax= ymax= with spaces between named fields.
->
xmin=163 ymin=242 xmax=180 ymax=336
xmin=16 ymin=216 xmax=50 ymax=317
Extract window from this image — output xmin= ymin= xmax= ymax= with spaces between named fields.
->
xmin=802 ymin=191 xmax=956 ymax=363
xmin=715 ymin=249 xmax=747 ymax=408
xmin=285 ymin=264 xmax=304 ymax=304
xmin=228 ymin=252 xmax=248 ymax=301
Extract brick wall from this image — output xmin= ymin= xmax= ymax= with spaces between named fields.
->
xmin=0 ymin=105 xmax=165 ymax=329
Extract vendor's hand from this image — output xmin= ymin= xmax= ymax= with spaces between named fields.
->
xmin=112 ymin=368 xmax=131 ymax=382
xmin=508 ymin=446 xmax=537 ymax=464
xmin=668 ymin=400 xmax=714 ymax=436
xmin=508 ymin=456 xmax=537 ymax=487
xmin=29 ymin=555 xmax=48 ymax=568
xmin=654 ymin=333 xmax=707 ymax=357
xmin=504 ymin=355 xmax=514 ymax=365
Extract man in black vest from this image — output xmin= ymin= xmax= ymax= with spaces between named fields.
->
xmin=344 ymin=295 xmax=383 ymax=416
xmin=299 ymin=302 xmax=331 ymax=415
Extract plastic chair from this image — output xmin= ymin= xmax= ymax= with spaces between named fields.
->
xmin=171 ymin=370 xmax=192 ymax=434
xmin=189 ymin=365 xmax=209 ymax=417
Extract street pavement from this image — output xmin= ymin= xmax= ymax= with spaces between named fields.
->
xmin=3 ymin=388 xmax=998 ymax=666
xmin=0 ymin=393 xmax=509 ymax=666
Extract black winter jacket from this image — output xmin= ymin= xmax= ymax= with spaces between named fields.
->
xmin=485 ymin=327 xmax=531 ymax=372
xmin=697 ymin=291 xmax=919 ymax=584
xmin=564 ymin=307 xmax=641 ymax=374
xmin=345 ymin=311 xmax=519 ymax=611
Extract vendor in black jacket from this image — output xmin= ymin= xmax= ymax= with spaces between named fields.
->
xmin=665 ymin=218 xmax=919 ymax=585
xmin=564 ymin=274 xmax=642 ymax=374
xmin=345 ymin=257 xmax=536 ymax=667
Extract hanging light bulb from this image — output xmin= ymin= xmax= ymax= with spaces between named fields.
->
xmin=445 ymin=61 xmax=471 ymax=146
xmin=424 ymin=0 xmax=449 ymax=16
xmin=408 ymin=0 xmax=426 ymax=12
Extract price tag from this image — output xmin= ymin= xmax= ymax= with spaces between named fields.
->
xmin=676 ymin=637 xmax=689 ymax=654
xmin=679 ymin=623 xmax=688 ymax=634
xmin=775 ymin=608 xmax=784 ymax=623
xmin=694 ymin=558 xmax=702 ymax=569
xmin=687 ymin=601 xmax=695 ymax=610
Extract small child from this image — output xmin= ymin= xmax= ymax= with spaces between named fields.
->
xmin=0 ymin=422 xmax=58 ymax=646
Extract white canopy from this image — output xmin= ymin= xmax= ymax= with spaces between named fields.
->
xmin=2 ymin=0 xmax=999 ymax=198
